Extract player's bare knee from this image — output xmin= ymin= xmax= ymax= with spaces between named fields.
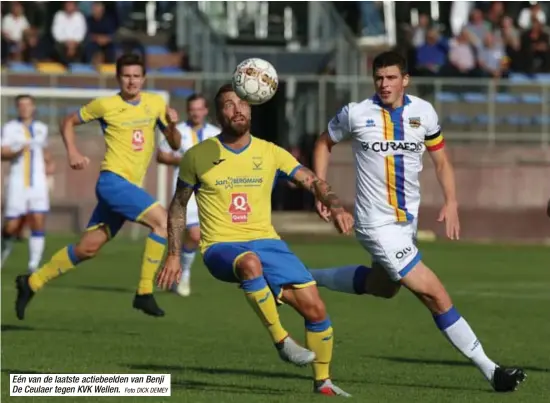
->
xmin=235 ymin=254 xmax=263 ymax=279
xmin=302 ymin=298 xmax=327 ymax=323
xmin=187 ymin=227 xmax=200 ymax=246
xmin=75 ymin=229 xmax=108 ymax=260
xmin=372 ymin=282 xmax=401 ymax=299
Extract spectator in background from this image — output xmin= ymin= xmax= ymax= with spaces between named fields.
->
xmin=518 ymin=2 xmax=547 ymax=30
xmin=1 ymin=2 xmax=30 ymax=61
xmin=412 ymin=13 xmax=430 ymax=47
xmin=464 ymin=8 xmax=490 ymax=49
xmin=85 ymin=2 xmax=117 ymax=64
xmin=477 ymin=32 xmax=508 ymax=78
xmin=500 ymin=16 xmax=521 ymax=72
xmin=445 ymin=28 xmax=477 ymax=77
xmin=485 ymin=1 xmax=505 ymax=30
xmin=520 ymin=19 xmax=550 ymax=73
xmin=415 ymin=27 xmax=449 ymax=76
xmin=51 ymin=1 xmax=87 ymax=65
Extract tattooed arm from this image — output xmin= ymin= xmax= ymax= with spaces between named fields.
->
xmin=291 ymin=166 xmax=343 ymax=211
xmin=291 ymin=166 xmax=354 ymax=234
xmin=167 ymin=181 xmax=194 ymax=256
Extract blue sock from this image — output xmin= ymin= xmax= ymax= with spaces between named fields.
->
xmin=310 ymin=265 xmax=371 ymax=294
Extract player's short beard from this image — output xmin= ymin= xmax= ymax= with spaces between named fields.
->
xmin=225 ymin=117 xmax=250 ymax=137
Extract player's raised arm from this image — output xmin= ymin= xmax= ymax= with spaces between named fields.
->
xmin=292 ymin=166 xmax=354 ymax=235
xmin=424 ymin=107 xmax=459 ymax=240
xmin=60 ymin=99 xmax=102 ymax=170
xmin=158 ymin=106 xmax=181 ymax=151
xmin=313 ymin=104 xmax=354 ymax=221
xmin=156 ymin=136 xmax=181 ymax=166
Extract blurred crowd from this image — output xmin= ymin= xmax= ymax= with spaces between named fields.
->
xmin=402 ymin=2 xmax=550 ymax=77
xmin=1 ymin=1 xmax=174 ymax=66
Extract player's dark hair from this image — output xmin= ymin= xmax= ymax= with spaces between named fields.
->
xmin=187 ymin=93 xmax=208 ymax=109
xmin=372 ymin=51 xmax=408 ymax=76
xmin=214 ymin=84 xmax=235 ymax=113
xmin=116 ymin=54 xmax=146 ymax=77
xmin=15 ymin=94 xmax=34 ymax=104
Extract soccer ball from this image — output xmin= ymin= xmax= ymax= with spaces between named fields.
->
xmin=232 ymin=58 xmax=278 ymax=105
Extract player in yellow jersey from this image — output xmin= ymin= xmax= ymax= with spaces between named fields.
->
xmin=157 ymin=84 xmax=353 ymax=397
xmin=15 ymin=54 xmax=182 ymax=320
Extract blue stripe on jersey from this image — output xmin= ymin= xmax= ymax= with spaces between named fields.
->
xmin=390 ymin=109 xmax=413 ymax=221
xmin=29 ymin=121 xmax=35 ymax=187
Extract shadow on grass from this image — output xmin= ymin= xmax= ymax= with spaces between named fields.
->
xmin=51 ymin=284 xmax=134 ymax=294
xmin=371 ymin=355 xmax=549 ymax=374
xmin=172 ymin=379 xmax=294 ymax=396
xmin=126 ymin=363 xmax=310 ymax=381
xmin=2 ymin=323 xmax=138 ymax=336
xmin=125 ymin=362 xmax=489 ymax=393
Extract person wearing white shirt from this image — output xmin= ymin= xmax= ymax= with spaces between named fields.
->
xmin=1 ymin=2 xmax=30 ymax=61
xmin=1 ymin=95 xmax=53 ymax=273
xmin=156 ymin=94 xmax=220 ymax=296
xmin=51 ymin=1 xmax=87 ymax=64
xmin=310 ymin=51 xmax=527 ymax=393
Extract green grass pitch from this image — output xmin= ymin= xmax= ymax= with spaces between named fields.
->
xmin=2 ymin=235 xmax=549 ymax=402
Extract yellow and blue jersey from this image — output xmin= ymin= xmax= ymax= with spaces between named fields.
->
xmin=78 ymin=92 xmax=169 ymax=186
xmin=178 ymin=135 xmax=302 ymax=254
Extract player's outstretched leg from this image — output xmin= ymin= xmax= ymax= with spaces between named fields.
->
xmin=134 ymin=205 xmax=169 ymax=317
xmin=281 ymin=286 xmax=351 ymax=397
xmin=15 ymin=228 xmax=108 ymax=320
xmin=1 ymin=218 xmax=23 ymax=267
xmin=175 ymin=225 xmax=200 ymax=297
xmin=27 ymin=213 xmax=47 ymax=273
xmin=401 ymin=261 xmax=526 ymax=392
xmin=235 ymin=253 xmax=315 ymax=367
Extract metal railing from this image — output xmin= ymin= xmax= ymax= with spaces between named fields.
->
xmin=2 ymin=71 xmax=549 ymax=145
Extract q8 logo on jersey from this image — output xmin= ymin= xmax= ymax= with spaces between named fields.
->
xmin=132 ymin=129 xmax=145 ymax=151
xmin=229 ymin=193 xmax=251 ymax=223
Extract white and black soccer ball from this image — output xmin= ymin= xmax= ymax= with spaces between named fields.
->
xmin=232 ymin=58 xmax=278 ymax=105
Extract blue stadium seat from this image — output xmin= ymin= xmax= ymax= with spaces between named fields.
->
xmin=520 ymin=93 xmax=543 ymax=104
xmin=435 ymin=92 xmax=459 ymax=103
xmin=446 ymin=114 xmax=471 ymax=125
xmin=8 ymin=62 xmax=36 ymax=72
xmin=69 ymin=63 xmax=96 ymax=73
xmin=533 ymin=115 xmax=550 ymax=125
xmin=462 ymin=92 xmax=487 ymax=103
xmin=509 ymin=73 xmax=531 ymax=83
xmin=505 ymin=115 xmax=531 ymax=125
xmin=146 ymin=45 xmax=169 ymax=55
xmin=173 ymin=88 xmax=195 ymax=98
xmin=493 ymin=93 xmax=517 ymax=104
xmin=474 ymin=114 xmax=505 ymax=125
xmin=534 ymin=73 xmax=550 ymax=83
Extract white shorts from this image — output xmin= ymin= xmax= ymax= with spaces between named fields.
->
xmin=4 ymin=186 xmax=50 ymax=219
xmin=186 ymin=195 xmax=199 ymax=228
xmin=355 ymin=220 xmax=421 ymax=282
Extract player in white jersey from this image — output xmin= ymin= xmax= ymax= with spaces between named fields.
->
xmin=1 ymin=95 xmax=53 ymax=272
xmin=156 ymin=94 xmax=220 ymax=296
xmin=310 ymin=52 xmax=526 ymax=392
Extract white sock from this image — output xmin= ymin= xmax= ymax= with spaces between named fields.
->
xmin=180 ymin=247 xmax=196 ymax=282
xmin=1 ymin=236 xmax=15 ymax=268
xmin=434 ymin=307 xmax=497 ymax=381
xmin=310 ymin=265 xmax=371 ymax=294
xmin=28 ymin=232 xmax=46 ymax=272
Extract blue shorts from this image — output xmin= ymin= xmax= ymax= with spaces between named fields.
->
xmin=202 ymin=239 xmax=316 ymax=300
xmin=86 ymin=171 xmax=158 ymax=238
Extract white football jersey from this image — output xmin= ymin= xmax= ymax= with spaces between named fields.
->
xmin=328 ymin=94 xmax=444 ymax=228
xmin=1 ymin=119 xmax=49 ymax=192
xmin=159 ymin=121 xmax=221 ymax=191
